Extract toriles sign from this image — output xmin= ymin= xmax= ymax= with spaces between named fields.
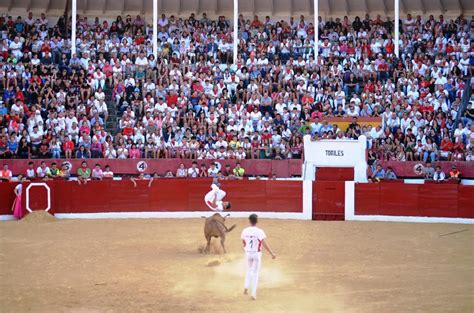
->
xmin=303 ymin=135 xmax=368 ymax=183
xmin=325 ymin=150 xmax=345 ymax=157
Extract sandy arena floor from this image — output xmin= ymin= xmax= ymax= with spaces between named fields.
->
xmin=0 ymin=214 xmax=473 ymax=313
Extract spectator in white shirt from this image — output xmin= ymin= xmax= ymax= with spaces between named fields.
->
xmin=433 ymin=166 xmax=446 ymax=182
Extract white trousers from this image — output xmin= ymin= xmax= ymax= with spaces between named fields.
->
xmin=205 ymin=184 xmax=226 ymax=211
xmin=244 ymin=252 xmax=262 ymax=298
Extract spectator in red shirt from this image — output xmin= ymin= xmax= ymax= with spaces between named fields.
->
xmin=0 ymin=164 xmax=13 ymax=182
xmin=440 ymin=135 xmax=454 ymax=161
xmin=63 ymin=136 xmax=75 ymax=159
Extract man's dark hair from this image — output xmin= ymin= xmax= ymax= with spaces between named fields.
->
xmin=249 ymin=214 xmax=258 ymax=225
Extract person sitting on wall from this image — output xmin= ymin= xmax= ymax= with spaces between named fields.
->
xmin=448 ymin=165 xmax=461 ymax=183
xmin=77 ymin=161 xmax=91 ymax=185
xmin=199 ymin=164 xmax=208 ymax=177
xmin=25 ymin=162 xmax=36 ymax=181
xmin=216 ymin=171 xmax=227 ymax=181
xmin=222 ymin=164 xmax=233 ymax=178
xmin=148 ymin=172 xmax=160 ymax=187
xmin=370 ymin=164 xmax=385 ymax=182
xmin=187 ymin=161 xmax=199 ymax=178
xmin=131 ymin=172 xmax=152 ymax=188
xmin=103 ymin=165 xmax=114 ymax=179
xmin=207 ymin=163 xmax=219 ymax=178
xmin=46 ymin=162 xmax=63 ymax=179
xmin=36 ymin=161 xmax=50 ymax=181
xmin=176 ymin=163 xmax=188 ymax=178
xmin=0 ymin=164 xmax=12 ymax=182
xmin=61 ymin=163 xmax=71 ymax=180
xmin=164 ymin=170 xmax=174 ymax=178
xmin=433 ymin=166 xmax=446 ymax=183
xmin=422 ymin=162 xmax=435 ymax=181
xmin=384 ymin=167 xmax=397 ymax=180
xmin=91 ymin=164 xmax=104 ymax=180
xmin=233 ymin=162 xmax=245 ymax=180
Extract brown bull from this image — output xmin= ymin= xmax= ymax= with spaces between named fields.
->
xmin=204 ymin=213 xmax=236 ymax=254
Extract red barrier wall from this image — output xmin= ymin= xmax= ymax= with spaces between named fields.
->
xmin=0 ymin=179 xmax=303 ymax=216
xmin=355 ymin=182 xmax=474 ymax=218
xmin=0 ymin=183 xmax=16 ymax=214
xmin=312 ymin=181 xmax=345 ymax=220
xmin=2 ymin=159 xmax=474 ymax=178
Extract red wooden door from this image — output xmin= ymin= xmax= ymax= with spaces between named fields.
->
xmin=312 ymin=181 xmax=345 ymax=220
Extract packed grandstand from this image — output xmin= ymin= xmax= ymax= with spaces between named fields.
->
xmin=0 ymin=11 xmax=473 ymax=179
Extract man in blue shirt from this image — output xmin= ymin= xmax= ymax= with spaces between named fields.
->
xmin=90 ymin=112 xmax=104 ymax=127
xmin=371 ymin=164 xmax=385 ymax=182
xmin=7 ymin=134 xmax=18 ymax=155
xmin=14 ymin=17 xmax=24 ymax=33
xmin=0 ymin=101 xmax=7 ymax=115
xmin=3 ymin=86 xmax=15 ymax=103
xmin=319 ymin=120 xmax=333 ymax=135
xmin=310 ymin=117 xmax=322 ymax=135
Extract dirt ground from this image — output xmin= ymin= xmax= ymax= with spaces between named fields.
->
xmin=0 ymin=215 xmax=473 ymax=313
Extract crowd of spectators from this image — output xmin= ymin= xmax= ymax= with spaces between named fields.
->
xmin=0 ymin=11 xmax=473 ymax=164
xmin=0 ymin=159 xmax=248 ymax=182
xmin=368 ymin=162 xmax=462 ymax=182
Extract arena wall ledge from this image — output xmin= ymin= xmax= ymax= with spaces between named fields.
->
xmin=2 ymin=159 xmax=474 ymax=179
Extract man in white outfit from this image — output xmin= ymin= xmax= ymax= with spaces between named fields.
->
xmin=204 ymin=183 xmax=231 ymax=211
xmin=241 ymin=214 xmax=276 ymax=300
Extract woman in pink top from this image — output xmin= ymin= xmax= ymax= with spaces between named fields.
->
xmin=129 ymin=144 xmax=141 ymax=159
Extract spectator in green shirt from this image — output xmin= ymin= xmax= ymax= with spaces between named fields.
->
xmin=233 ymin=162 xmax=245 ymax=180
xmin=77 ymin=161 xmax=91 ymax=185
xmin=46 ymin=162 xmax=63 ymax=179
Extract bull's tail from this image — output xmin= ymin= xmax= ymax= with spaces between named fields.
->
xmin=226 ymin=224 xmax=236 ymax=233
xmin=213 ymin=220 xmax=236 ymax=233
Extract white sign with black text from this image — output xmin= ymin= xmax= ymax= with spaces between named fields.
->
xmin=303 ymin=135 xmax=368 ymax=182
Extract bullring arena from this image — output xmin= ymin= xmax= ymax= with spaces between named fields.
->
xmin=1 ymin=0 xmax=474 ymax=312
xmin=1 ymin=215 xmax=473 ymax=313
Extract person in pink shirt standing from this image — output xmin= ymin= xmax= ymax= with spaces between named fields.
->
xmin=12 ymin=183 xmax=24 ymax=219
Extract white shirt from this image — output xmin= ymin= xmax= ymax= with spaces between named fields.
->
xmin=135 ymin=56 xmax=148 ymax=66
xmin=204 ymin=184 xmax=225 ymax=211
xmin=36 ymin=166 xmax=49 ymax=178
xmin=187 ymin=167 xmax=199 ymax=178
xmin=433 ymin=171 xmax=445 ymax=182
xmin=241 ymin=226 xmax=266 ymax=253
xmin=26 ymin=168 xmax=36 ymax=179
